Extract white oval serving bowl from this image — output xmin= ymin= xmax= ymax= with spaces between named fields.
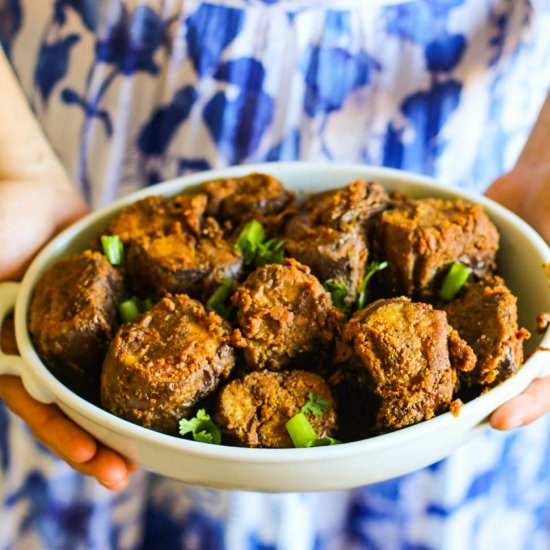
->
xmin=1 ymin=162 xmax=549 ymax=492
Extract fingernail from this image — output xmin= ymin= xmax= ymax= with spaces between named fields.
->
xmin=99 ymin=477 xmax=127 ymax=491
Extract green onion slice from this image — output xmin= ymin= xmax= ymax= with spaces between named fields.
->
xmin=117 ymin=296 xmax=153 ymax=323
xmin=101 ymin=235 xmax=124 ymax=265
xmin=135 ymin=297 xmax=153 ymax=312
xmin=179 ymin=409 xmax=222 ymax=445
xmin=439 ymin=261 xmax=471 ymax=301
xmin=118 ymin=299 xmax=140 ymax=323
xmin=306 ymin=436 xmax=341 ymax=447
xmin=285 ymin=412 xmax=317 ymax=448
xmin=357 ymin=261 xmax=388 ymax=310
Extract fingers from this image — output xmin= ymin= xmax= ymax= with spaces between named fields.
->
xmin=0 ymin=375 xmax=97 ymax=462
xmin=490 ymin=375 xmax=550 ymax=430
xmin=0 ymin=375 xmax=135 ymax=490
xmin=66 ymin=446 xmax=134 ymax=491
xmin=1 ymin=314 xmax=17 ymax=355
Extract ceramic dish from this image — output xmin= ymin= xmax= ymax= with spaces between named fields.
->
xmin=1 ymin=162 xmax=549 ymax=492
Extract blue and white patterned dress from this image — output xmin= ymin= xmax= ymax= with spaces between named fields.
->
xmin=1 ymin=1 xmax=550 ymax=548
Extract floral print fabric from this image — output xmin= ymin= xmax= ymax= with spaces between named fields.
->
xmin=1 ymin=0 xmax=550 ymax=548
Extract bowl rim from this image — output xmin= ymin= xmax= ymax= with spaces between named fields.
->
xmin=13 ymin=161 xmax=550 ymax=464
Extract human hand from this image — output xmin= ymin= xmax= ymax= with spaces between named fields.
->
xmin=485 ymin=164 xmax=550 ymax=244
xmin=485 ymin=165 xmax=550 ymax=430
xmin=0 ymin=178 xmax=136 ymax=490
xmin=0 ymin=178 xmax=87 ymax=279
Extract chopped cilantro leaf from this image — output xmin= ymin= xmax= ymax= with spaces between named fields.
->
xmin=206 ymin=278 xmax=236 ymax=318
xmin=357 ymin=261 xmax=388 ymax=310
xmin=255 ymin=238 xmax=286 ymax=267
xmin=235 ymin=220 xmax=285 ymax=267
xmin=179 ymin=409 xmax=221 ymax=445
xmin=300 ymin=392 xmax=330 ymax=417
xmin=193 ymin=430 xmax=216 ymax=444
xmin=324 ymin=279 xmax=350 ymax=313
xmin=235 ymin=220 xmax=266 ymax=264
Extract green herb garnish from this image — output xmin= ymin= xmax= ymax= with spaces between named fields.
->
xmin=285 ymin=398 xmax=338 ymax=448
xmin=255 ymin=238 xmax=286 ymax=267
xmin=439 ymin=261 xmax=471 ymax=301
xmin=134 ymin=297 xmax=153 ymax=312
xmin=118 ymin=299 xmax=140 ymax=323
xmin=324 ymin=279 xmax=350 ymax=313
xmin=306 ymin=436 xmax=341 ymax=447
xmin=235 ymin=220 xmax=266 ymax=264
xmin=206 ymin=278 xmax=236 ymax=318
xmin=357 ymin=261 xmax=388 ymax=310
xmin=300 ymin=392 xmax=330 ymax=417
xmin=285 ymin=412 xmax=317 ymax=448
xmin=101 ymin=235 xmax=124 ymax=266
xmin=235 ymin=220 xmax=285 ymax=267
xmin=179 ymin=409 xmax=222 ymax=445
xmin=117 ymin=296 xmax=153 ymax=323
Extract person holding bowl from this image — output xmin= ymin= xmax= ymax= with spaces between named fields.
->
xmin=1 ymin=2 xmax=550 ymax=549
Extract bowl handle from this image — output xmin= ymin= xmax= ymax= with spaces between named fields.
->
xmin=0 ymin=281 xmax=55 ymax=404
xmin=0 ymin=282 xmax=27 ymax=376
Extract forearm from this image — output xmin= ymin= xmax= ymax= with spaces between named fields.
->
xmin=0 ymin=48 xmax=87 ymax=278
xmin=0 ymin=47 xmax=72 ymax=187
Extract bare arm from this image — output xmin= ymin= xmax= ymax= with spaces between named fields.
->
xmin=0 ymin=47 xmax=134 ymax=489
xmin=0 ymin=47 xmax=88 ymax=278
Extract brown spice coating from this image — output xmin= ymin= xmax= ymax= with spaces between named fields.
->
xmin=201 ymin=172 xmax=295 ymax=223
xmin=106 ymin=193 xmax=243 ymax=300
xmin=231 ymin=259 xmax=342 ymax=371
xmin=29 ymin=251 xmax=124 ymax=400
xmin=443 ymin=276 xmax=530 ymax=388
xmin=284 ymin=181 xmax=389 ymax=304
xmin=335 ymin=297 xmax=476 ymax=433
xmin=30 ymin=175 xmax=520 ymax=446
xmin=300 ymin=179 xmax=389 ymax=229
xmin=375 ymin=198 xmax=499 ymax=298
xmin=126 ymin=222 xmax=243 ymax=300
xmin=215 ymin=370 xmax=337 ymax=448
xmin=105 ymin=193 xmax=208 ymax=242
xmin=285 ymin=223 xmax=368 ymax=305
xmin=101 ymin=294 xmax=235 ymax=434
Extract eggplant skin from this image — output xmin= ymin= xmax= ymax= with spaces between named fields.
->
xmin=215 ymin=370 xmax=337 ymax=448
xmin=101 ymin=294 xmax=235 ymax=434
xmin=29 ymin=250 xmax=124 ymax=402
